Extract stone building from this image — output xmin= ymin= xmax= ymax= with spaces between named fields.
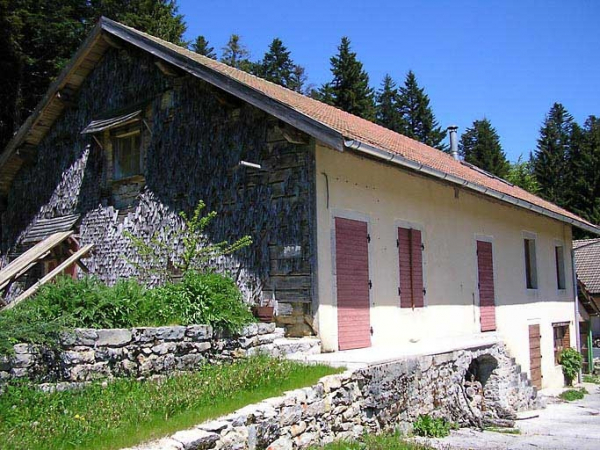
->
xmin=1 ymin=18 xmax=598 ymax=388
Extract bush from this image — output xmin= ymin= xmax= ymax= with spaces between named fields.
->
xmin=0 ymin=272 xmax=254 ymax=355
xmin=559 ymin=348 xmax=583 ymax=386
xmin=559 ymin=387 xmax=587 ymax=401
xmin=143 ymin=271 xmax=254 ymax=331
xmin=412 ymin=415 xmax=453 ymax=438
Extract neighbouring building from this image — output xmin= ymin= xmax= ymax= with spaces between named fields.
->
xmin=1 ymin=18 xmax=598 ymax=388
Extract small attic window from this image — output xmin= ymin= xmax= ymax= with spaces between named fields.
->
xmin=113 ymin=127 xmax=142 ymax=180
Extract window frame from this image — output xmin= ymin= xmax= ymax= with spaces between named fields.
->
xmin=111 ymin=125 xmax=143 ymax=182
xmin=554 ymin=242 xmax=566 ymax=291
xmin=523 ymin=232 xmax=538 ymax=290
xmin=552 ymin=322 xmax=570 ymax=365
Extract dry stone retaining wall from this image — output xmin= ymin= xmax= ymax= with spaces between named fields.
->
xmin=0 ymin=323 xmax=320 ymax=387
xmin=126 ymin=342 xmax=538 ymax=450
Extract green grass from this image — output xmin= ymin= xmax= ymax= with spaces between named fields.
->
xmin=559 ymin=387 xmax=588 ymax=401
xmin=311 ymin=432 xmax=435 ymax=450
xmin=0 ymin=272 xmax=255 ymax=355
xmin=0 ymin=356 xmax=340 ymax=450
xmin=583 ymin=374 xmax=600 ymax=384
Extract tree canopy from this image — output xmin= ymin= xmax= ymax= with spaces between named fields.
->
xmin=459 ymin=118 xmax=510 ymax=178
xmin=318 ymin=37 xmax=375 ymax=120
xmin=191 ymin=35 xmax=216 ymax=59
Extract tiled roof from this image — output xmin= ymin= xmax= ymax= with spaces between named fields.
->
xmin=120 ymin=23 xmax=595 ymax=230
xmin=574 ymin=238 xmax=600 ymax=294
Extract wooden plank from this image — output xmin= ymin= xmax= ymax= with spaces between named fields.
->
xmin=5 ymin=244 xmax=93 ymax=310
xmin=529 ymin=324 xmax=542 ymax=389
xmin=0 ymin=231 xmax=73 ymax=290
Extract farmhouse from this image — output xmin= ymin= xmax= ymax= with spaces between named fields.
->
xmin=1 ymin=18 xmax=597 ymax=389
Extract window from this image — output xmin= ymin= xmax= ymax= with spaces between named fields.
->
xmin=398 ymin=227 xmax=424 ymax=308
xmin=555 ymin=245 xmax=566 ymax=290
xmin=113 ymin=128 xmax=142 ymax=180
xmin=524 ymin=238 xmax=538 ymax=289
xmin=553 ymin=322 xmax=570 ymax=364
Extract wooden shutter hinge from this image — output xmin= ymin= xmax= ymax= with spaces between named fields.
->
xmin=367 ymin=234 xmax=371 ymax=243
xmin=368 ymin=280 xmax=373 ymax=289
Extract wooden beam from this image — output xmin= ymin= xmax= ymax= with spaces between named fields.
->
xmin=101 ymin=34 xmax=123 ymax=49
xmin=155 ymin=60 xmax=181 ymax=77
xmin=0 ymin=231 xmax=73 ymax=290
xmin=4 ymin=244 xmax=93 ymax=310
xmin=279 ymin=122 xmax=310 ymax=145
xmin=15 ymin=145 xmax=38 ymax=165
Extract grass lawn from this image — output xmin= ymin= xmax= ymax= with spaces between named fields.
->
xmin=310 ymin=433 xmax=434 ymax=450
xmin=0 ymin=356 xmax=340 ymax=450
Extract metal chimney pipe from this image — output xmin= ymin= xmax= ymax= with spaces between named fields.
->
xmin=447 ymin=125 xmax=459 ymax=161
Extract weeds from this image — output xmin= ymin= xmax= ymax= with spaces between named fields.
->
xmin=412 ymin=415 xmax=453 ymax=438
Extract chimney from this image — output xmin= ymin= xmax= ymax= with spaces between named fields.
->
xmin=447 ymin=125 xmax=459 ymax=161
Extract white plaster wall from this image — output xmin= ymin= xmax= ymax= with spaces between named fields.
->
xmin=315 ymin=145 xmax=576 ymax=388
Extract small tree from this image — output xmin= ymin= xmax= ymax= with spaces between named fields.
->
xmin=125 ymin=201 xmax=252 ymax=284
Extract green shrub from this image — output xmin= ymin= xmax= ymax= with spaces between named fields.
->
xmin=583 ymin=374 xmax=600 ymax=384
xmin=0 ymin=272 xmax=253 ymax=355
xmin=559 ymin=387 xmax=587 ymax=401
xmin=144 ymin=271 xmax=254 ymax=331
xmin=559 ymin=348 xmax=583 ymax=386
xmin=412 ymin=415 xmax=452 ymax=438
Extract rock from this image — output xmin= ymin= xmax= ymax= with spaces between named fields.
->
xmin=61 ymin=350 xmax=95 ymax=365
xmin=197 ymin=420 xmax=230 ymax=433
xmin=96 ymin=329 xmax=132 ymax=347
xmin=156 ymin=326 xmax=186 ymax=341
xmin=13 ymin=344 xmax=32 ymax=354
xmin=152 ymin=342 xmax=177 ymax=356
xmin=321 ymin=375 xmax=342 ymax=393
xmin=133 ymin=327 xmax=159 ymax=343
xmin=134 ymin=438 xmax=184 ymax=450
xmin=11 ymin=352 xmax=35 ymax=368
xmin=239 ymin=323 xmax=259 ymax=337
xmin=290 ymin=421 xmax=307 ymax=437
xmin=71 ymin=329 xmax=99 ymax=346
xmin=186 ymin=325 xmax=212 ymax=341
xmin=267 ymin=436 xmax=293 ymax=450
xmin=280 ymin=405 xmax=302 ymax=427
xmin=257 ymin=323 xmax=276 ymax=335
xmin=171 ymin=429 xmax=219 ymax=449
xmin=295 ymin=432 xmax=316 ymax=449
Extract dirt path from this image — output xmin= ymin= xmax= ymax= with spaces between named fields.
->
xmin=416 ymin=383 xmax=600 ymax=450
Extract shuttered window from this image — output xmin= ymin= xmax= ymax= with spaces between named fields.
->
xmin=524 ymin=238 xmax=538 ymax=289
xmin=398 ymin=227 xmax=424 ymax=308
xmin=555 ymin=245 xmax=566 ymax=290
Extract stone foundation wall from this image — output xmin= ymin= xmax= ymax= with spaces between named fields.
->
xmin=127 ymin=343 xmax=538 ymax=450
xmin=0 ymin=323 xmax=320 ymax=386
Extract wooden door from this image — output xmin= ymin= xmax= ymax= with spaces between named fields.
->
xmin=335 ymin=217 xmax=371 ymax=351
xmin=477 ymin=241 xmax=496 ymax=332
xmin=529 ymin=324 xmax=542 ymax=389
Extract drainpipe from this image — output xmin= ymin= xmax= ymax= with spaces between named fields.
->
xmin=571 ymin=248 xmax=582 ymax=383
xmin=588 ymin=323 xmax=594 ymax=374
xmin=447 ymin=125 xmax=459 ymax=161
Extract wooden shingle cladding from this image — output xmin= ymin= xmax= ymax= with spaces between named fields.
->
xmin=397 ymin=227 xmax=424 ymax=309
xmin=0 ymin=43 xmax=318 ymax=335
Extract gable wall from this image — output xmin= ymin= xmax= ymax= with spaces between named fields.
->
xmin=1 ymin=45 xmax=317 ymax=336
xmin=316 ymin=144 xmax=576 ymax=388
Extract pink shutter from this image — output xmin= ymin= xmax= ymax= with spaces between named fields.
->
xmin=477 ymin=241 xmax=496 ymax=332
xmin=335 ymin=217 xmax=371 ymax=350
xmin=398 ymin=227 xmax=412 ymax=308
xmin=411 ymin=229 xmax=424 ymax=308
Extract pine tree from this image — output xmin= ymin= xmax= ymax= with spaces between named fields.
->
xmin=191 ymin=35 xmax=216 ymax=59
xmin=375 ymin=74 xmax=403 ymax=132
xmin=507 ymin=155 xmax=539 ymax=194
xmin=256 ymin=38 xmax=295 ymax=88
xmin=319 ymin=37 xmax=375 ymax=120
xmin=459 ymin=118 xmax=510 ymax=178
xmin=567 ymin=116 xmax=600 ymax=226
xmin=220 ymin=34 xmax=252 ymax=71
xmin=1 ymin=0 xmax=187 ymax=150
xmin=397 ymin=71 xmax=447 ymax=151
xmin=289 ymin=64 xmax=308 ymax=94
xmin=532 ymin=103 xmax=574 ymax=207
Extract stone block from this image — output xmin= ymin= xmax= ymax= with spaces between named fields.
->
xmin=280 ymin=405 xmax=303 ymax=426
xmin=239 ymin=323 xmax=259 ymax=337
xmin=62 ymin=350 xmax=95 ymax=365
xmin=152 ymin=342 xmax=177 ymax=356
xmin=71 ymin=329 xmax=99 ymax=346
xmin=171 ymin=429 xmax=219 ymax=450
xmin=155 ymin=326 xmax=186 ymax=341
xmin=10 ymin=352 xmax=36 ymax=368
xmin=267 ymin=436 xmax=293 ymax=450
xmin=96 ymin=329 xmax=132 ymax=347
xmin=257 ymin=323 xmax=276 ymax=334
xmin=186 ymin=325 xmax=212 ymax=341
xmin=13 ymin=343 xmax=32 ymax=354
xmin=133 ymin=327 xmax=159 ymax=343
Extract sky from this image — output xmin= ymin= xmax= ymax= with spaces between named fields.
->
xmin=178 ymin=0 xmax=600 ymax=162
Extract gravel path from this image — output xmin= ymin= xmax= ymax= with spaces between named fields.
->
xmin=415 ymin=383 xmax=600 ymax=450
